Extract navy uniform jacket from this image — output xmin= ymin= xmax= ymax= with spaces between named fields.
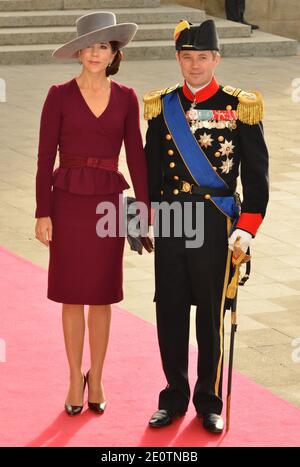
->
xmin=144 ymin=79 xmax=269 ymax=237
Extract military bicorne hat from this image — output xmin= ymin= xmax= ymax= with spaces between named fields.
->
xmin=174 ymin=19 xmax=219 ymax=52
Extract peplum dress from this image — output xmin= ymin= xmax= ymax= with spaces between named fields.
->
xmin=35 ymin=78 xmax=149 ymax=305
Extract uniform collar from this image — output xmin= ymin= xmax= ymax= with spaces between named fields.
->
xmin=183 ymin=77 xmax=219 ymax=103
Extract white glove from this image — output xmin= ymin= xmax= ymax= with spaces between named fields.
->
xmin=228 ymin=228 xmax=252 ymax=253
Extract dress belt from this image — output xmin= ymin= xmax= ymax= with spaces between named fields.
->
xmin=59 ymin=153 xmax=118 ymax=171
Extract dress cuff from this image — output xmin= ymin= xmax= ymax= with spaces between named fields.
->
xmin=236 ymin=212 xmax=263 ymax=237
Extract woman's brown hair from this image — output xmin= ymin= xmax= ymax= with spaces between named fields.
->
xmin=106 ymin=41 xmax=123 ymax=76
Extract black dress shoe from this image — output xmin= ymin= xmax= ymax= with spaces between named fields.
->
xmin=64 ymin=403 xmax=84 ymax=416
xmin=64 ymin=374 xmax=87 ymax=416
xmin=86 ymin=370 xmax=107 ymax=414
xmin=198 ymin=413 xmax=224 ymax=433
xmin=241 ymin=20 xmax=259 ymax=30
xmin=88 ymin=400 xmax=107 ymax=414
xmin=149 ymin=409 xmax=184 ymax=428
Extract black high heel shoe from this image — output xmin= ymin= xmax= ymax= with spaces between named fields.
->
xmin=86 ymin=370 xmax=107 ymax=414
xmin=65 ymin=373 xmax=87 ymax=416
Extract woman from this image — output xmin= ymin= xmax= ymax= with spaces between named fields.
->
xmin=34 ymin=12 xmax=150 ymax=416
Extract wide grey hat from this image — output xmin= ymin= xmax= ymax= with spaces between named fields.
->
xmin=52 ymin=11 xmax=138 ymax=59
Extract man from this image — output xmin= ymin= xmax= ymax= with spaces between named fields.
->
xmin=144 ymin=19 xmax=268 ymax=433
xmin=225 ymin=0 xmax=259 ymax=30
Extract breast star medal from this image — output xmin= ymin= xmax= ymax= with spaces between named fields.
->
xmin=219 ymin=139 xmax=235 ymax=156
xmin=220 ymin=156 xmax=234 ymax=174
xmin=199 ymin=132 xmax=213 ymax=148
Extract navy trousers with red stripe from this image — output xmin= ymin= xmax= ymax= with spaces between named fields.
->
xmin=153 ymin=199 xmax=232 ymax=415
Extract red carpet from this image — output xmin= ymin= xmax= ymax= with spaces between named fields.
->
xmin=0 ymin=245 xmax=300 ymax=447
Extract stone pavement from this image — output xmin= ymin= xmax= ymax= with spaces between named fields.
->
xmin=0 ymin=51 xmax=300 ymax=408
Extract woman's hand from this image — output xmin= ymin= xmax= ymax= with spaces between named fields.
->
xmin=35 ymin=217 xmax=53 ymax=247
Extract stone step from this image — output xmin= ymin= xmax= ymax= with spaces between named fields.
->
xmin=0 ymin=21 xmax=251 ymax=46
xmin=0 ymin=0 xmax=160 ymax=10
xmin=207 ymin=18 xmax=251 ymax=38
xmin=0 ymin=6 xmax=205 ymax=27
xmin=219 ymin=30 xmax=298 ymax=57
xmin=0 ymin=31 xmax=297 ymax=65
xmin=126 ymin=33 xmax=298 ymax=59
xmin=128 ymin=32 xmax=297 ymax=59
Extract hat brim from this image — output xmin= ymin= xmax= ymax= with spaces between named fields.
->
xmin=52 ymin=23 xmax=137 ymax=59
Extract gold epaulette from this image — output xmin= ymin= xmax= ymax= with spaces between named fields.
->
xmin=143 ymin=84 xmax=179 ymax=120
xmin=223 ymin=85 xmax=264 ymax=125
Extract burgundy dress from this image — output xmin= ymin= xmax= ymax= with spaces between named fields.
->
xmin=35 ymin=78 xmax=149 ymax=305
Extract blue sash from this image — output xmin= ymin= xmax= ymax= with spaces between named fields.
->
xmin=162 ymin=91 xmax=239 ymax=220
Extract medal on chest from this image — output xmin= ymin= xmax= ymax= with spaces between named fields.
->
xmin=185 ymin=101 xmax=236 ymax=175
xmin=186 ymin=103 xmax=238 ymax=134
